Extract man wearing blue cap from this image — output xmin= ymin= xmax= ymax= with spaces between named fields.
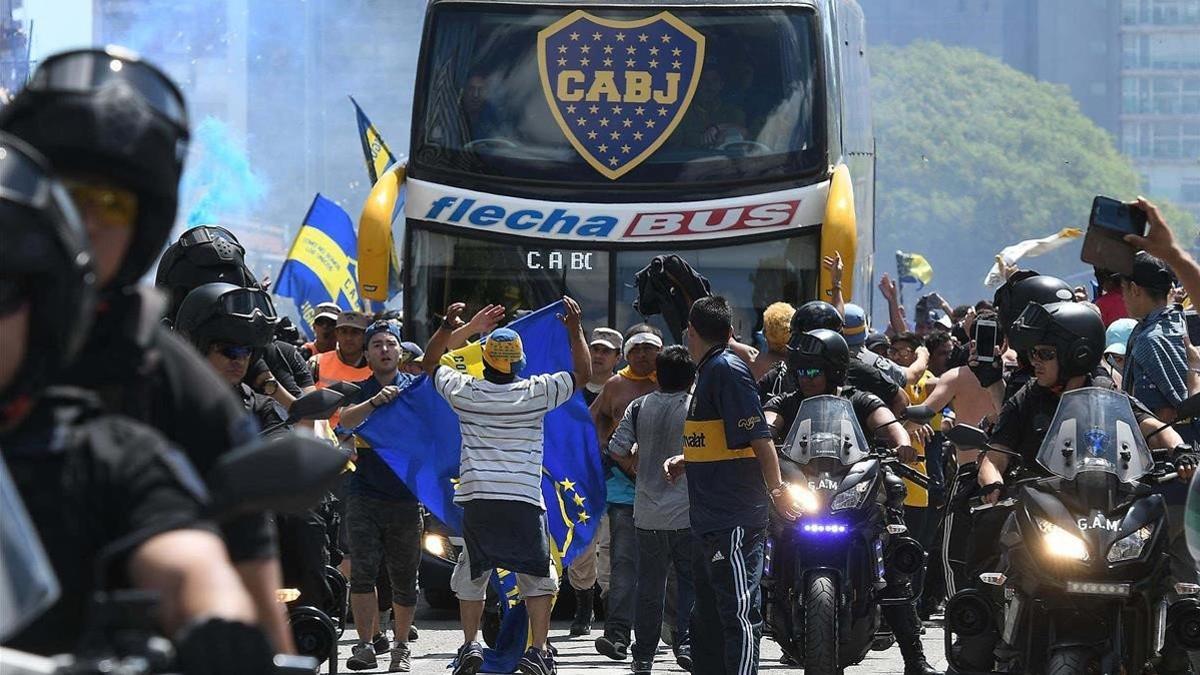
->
xmin=421 ymin=298 xmax=591 ymax=675
xmin=338 ymin=319 xmax=424 ymax=672
xmin=843 ymin=303 xmax=928 ymax=390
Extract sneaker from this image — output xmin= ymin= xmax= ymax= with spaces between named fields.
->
xmin=517 ymin=646 xmax=557 ymax=675
xmin=451 ymin=641 xmax=484 ymax=675
xmin=595 ymin=633 xmax=630 ymax=661
xmin=408 ymin=624 xmax=419 ymax=641
xmin=372 ymin=631 xmax=390 ymax=654
xmin=632 ymin=658 xmax=654 ymax=674
xmin=346 ymin=642 xmax=377 ymax=671
xmin=388 ymin=643 xmax=411 ymax=672
xmin=675 ymin=645 xmax=693 ymax=672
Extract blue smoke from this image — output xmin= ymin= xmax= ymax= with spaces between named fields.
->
xmin=179 ymin=117 xmax=268 ymax=227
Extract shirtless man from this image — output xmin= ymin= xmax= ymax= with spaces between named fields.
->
xmin=589 ymin=324 xmax=663 ymax=660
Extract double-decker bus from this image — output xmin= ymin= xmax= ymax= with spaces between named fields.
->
xmin=371 ymin=0 xmax=874 ymax=341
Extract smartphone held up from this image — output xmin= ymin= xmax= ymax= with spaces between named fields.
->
xmin=1081 ymin=196 xmax=1149 ymax=276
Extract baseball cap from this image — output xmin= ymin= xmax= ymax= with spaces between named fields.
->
xmin=336 ymin=310 xmax=371 ymax=330
xmin=864 ymin=331 xmax=890 ymax=353
xmin=313 ymin=302 xmax=340 ymax=323
xmin=1104 ymin=318 xmax=1137 ymax=356
xmin=400 ymin=341 xmax=424 ymax=361
xmin=1123 ymin=251 xmax=1175 ymax=293
xmin=482 ymin=328 xmax=526 ymax=374
xmin=589 ymin=327 xmax=622 ymax=351
xmin=364 ymin=319 xmax=402 ymax=346
xmin=842 ymin=303 xmax=867 ymax=347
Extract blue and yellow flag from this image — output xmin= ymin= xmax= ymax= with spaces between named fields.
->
xmin=350 ymin=95 xmax=399 ymax=186
xmin=273 ymin=194 xmax=361 ymax=338
xmin=356 ymin=301 xmax=606 ymax=671
xmin=896 ymin=250 xmax=934 ymax=289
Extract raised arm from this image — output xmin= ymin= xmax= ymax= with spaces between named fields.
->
xmin=823 ymin=251 xmax=846 ymax=317
xmin=560 ymin=296 xmax=591 ymax=389
xmin=421 ymin=302 xmax=505 ymax=376
xmin=879 ymin=273 xmax=907 ymax=334
xmin=1127 ymin=198 xmax=1200 ymax=306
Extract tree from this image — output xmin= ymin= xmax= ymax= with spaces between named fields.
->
xmin=870 ymin=41 xmax=1195 ymax=303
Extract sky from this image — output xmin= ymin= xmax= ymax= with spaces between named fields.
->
xmin=20 ymin=0 xmax=93 ymax=63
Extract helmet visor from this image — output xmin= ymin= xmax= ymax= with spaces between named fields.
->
xmin=28 ymin=49 xmax=188 ymax=129
xmin=1009 ymin=302 xmax=1053 ymax=352
xmin=0 ymin=141 xmax=54 ymax=209
xmin=219 ymin=287 xmax=277 ymax=322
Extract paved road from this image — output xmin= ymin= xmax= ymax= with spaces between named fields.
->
xmin=325 ymin=606 xmax=949 ymax=674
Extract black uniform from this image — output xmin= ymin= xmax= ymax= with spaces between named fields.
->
xmin=763 ymin=386 xmax=885 ymax=441
xmin=261 ymin=340 xmax=314 ymax=397
xmin=61 ymin=291 xmax=274 ymax=562
xmin=2 ymin=392 xmax=213 ymax=656
xmin=758 ymin=359 xmax=900 ymax=408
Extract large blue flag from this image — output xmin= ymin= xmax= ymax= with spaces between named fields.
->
xmin=356 ymin=301 xmax=607 ymax=671
xmin=273 ymin=194 xmax=362 ymax=338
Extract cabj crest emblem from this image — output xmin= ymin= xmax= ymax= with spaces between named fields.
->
xmin=537 ymin=11 xmax=705 ymax=180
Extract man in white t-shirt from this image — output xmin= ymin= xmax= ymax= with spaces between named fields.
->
xmin=421 ymin=298 xmax=591 ymax=675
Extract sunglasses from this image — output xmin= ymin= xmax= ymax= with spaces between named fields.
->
xmin=795 ymin=367 xmax=824 ymax=380
xmin=63 ymin=179 xmax=138 ymax=229
xmin=0 ymin=277 xmax=28 ymax=316
xmin=214 ymin=343 xmax=254 ymax=360
xmin=1029 ymin=346 xmax=1058 ymax=362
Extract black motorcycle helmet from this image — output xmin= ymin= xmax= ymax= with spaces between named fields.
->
xmin=788 ymin=329 xmax=850 ymax=390
xmin=789 ymin=301 xmax=844 ymax=347
xmin=0 ymin=134 xmax=96 ymax=425
xmin=155 ymin=225 xmax=258 ymax=321
xmin=174 ymin=283 xmax=278 ymax=355
xmin=0 ymin=46 xmax=189 ymax=290
xmin=1009 ymin=301 xmax=1104 ymax=379
xmin=994 ymin=272 xmax=1074 ymax=338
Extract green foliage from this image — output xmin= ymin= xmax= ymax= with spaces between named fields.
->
xmin=870 ymin=41 xmax=1195 ymax=301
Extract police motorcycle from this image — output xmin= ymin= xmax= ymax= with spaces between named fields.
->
xmin=0 ymin=431 xmax=351 ymax=675
xmin=764 ymin=395 xmax=930 ymax=674
xmin=942 ymin=388 xmax=1200 ymax=674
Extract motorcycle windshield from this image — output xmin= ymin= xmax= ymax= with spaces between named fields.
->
xmin=781 ymin=395 xmax=870 ymax=466
xmin=1035 ymin=387 xmax=1153 ymax=483
xmin=0 ymin=453 xmax=60 ymax=642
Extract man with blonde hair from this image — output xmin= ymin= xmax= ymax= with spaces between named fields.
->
xmin=752 ymin=302 xmax=795 ymax=380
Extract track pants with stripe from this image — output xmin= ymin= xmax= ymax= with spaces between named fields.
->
xmin=690 ymin=525 xmax=765 ymax=675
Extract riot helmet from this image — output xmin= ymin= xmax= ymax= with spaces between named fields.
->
xmin=789 ymin=301 xmax=844 ymax=346
xmin=0 ymin=133 xmax=96 ymax=425
xmin=174 ymin=283 xmax=278 ymax=354
xmin=994 ymin=273 xmax=1073 ymax=337
xmin=1009 ymin=301 xmax=1104 ymax=379
xmin=155 ymin=225 xmax=258 ymax=321
xmin=788 ymin=329 xmax=850 ymax=391
xmin=0 ymin=46 xmax=189 ymax=289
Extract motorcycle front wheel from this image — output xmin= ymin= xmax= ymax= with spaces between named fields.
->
xmin=803 ymin=572 xmax=843 ymax=675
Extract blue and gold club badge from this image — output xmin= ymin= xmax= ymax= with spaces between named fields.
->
xmin=538 ymin=11 xmax=705 ymax=180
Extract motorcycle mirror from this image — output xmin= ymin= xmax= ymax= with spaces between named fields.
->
xmin=206 ymin=434 xmax=350 ymax=518
xmin=945 ymin=424 xmax=989 ymax=449
xmin=905 ymin=405 xmax=936 ymax=423
xmin=285 ymin=388 xmax=346 ymax=424
xmin=1177 ymin=393 xmax=1200 ymax=422
xmin=325 ymin=380 xmax=361 ymax=399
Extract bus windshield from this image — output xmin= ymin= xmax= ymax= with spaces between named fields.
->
xmin=407 ymin=226 xmax=819 ymax=341
xmin=413 ymin=4 xmax=824 ymax=194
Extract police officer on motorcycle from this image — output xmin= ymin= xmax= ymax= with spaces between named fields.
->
xmin=763 ymin=329 xmax=941 ymax=675
xmin=0 ymin=46 xmax=292 ymax=651
xmin=0 ymin=133 xmax=275 ymax=673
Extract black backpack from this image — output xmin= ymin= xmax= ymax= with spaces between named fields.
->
xmin=633 ymin=255 xmax=712 ymax=343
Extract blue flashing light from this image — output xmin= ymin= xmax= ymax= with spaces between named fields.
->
xmin=800 ymin=522 xmax=848 ymax=535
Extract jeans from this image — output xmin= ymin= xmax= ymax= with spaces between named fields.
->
xmin=604 ymin=504 xmax=637 ymax=640
xmin=691 ymin=526 xmax=765 ymax=675
xmin=632 ymin=527 xmax=694 ymax=660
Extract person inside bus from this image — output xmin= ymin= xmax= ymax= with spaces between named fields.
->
xmin=461 ymin=70 xmax=504 ymax=141
xmin=675 ymin=62 xmax=748 ymax=150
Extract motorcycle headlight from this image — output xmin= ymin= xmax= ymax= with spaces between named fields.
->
xmin=424 ymin=533 xmax=452 ymax=560
xmin=1036 ymin=517 xmax=1089 ymax=561
xmin=1107 ymin=525 xmax=1154 ymax=563
xmin=787 ymin=484 xmax=821 ymax=514
xmin=830 ymin=482 xmax=870 ymax=512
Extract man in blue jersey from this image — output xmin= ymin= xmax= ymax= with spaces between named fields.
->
xmin=665 ymin=296 xmax=798 ymax=675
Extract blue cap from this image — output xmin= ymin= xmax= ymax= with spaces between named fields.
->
xmin=1104 ymin=318 xmax=1137 ymax=356
xmin=364 ymin=319 xmax=402 ymax=346
xmin=399 ymin=341 xmax=424 ymax=360
xmin=842 ymin=304 xmax=866 ymax=346
xmin=482 ymin=328 xmax=526 ymax=374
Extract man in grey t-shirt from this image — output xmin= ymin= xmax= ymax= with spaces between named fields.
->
xmin=608 ymin=345 xmax=696 ymax=673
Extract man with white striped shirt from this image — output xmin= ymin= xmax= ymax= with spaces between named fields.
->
xmin=421 ymin=297 xmax=591 ymax=675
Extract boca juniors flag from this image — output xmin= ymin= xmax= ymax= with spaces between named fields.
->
xmin=538 ymin=11 xmax=705 ymax=180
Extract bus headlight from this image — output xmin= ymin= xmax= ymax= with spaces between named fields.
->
xmin=787 ymin=484 xmax=820 ymax=514
xmin=1107 ymin=525 xmax=1154 ymax=563
xmin=1036 ymin=517 xmax=1089 ymax=561
xmin=424 ymin=533 xmax=452 ymax=559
